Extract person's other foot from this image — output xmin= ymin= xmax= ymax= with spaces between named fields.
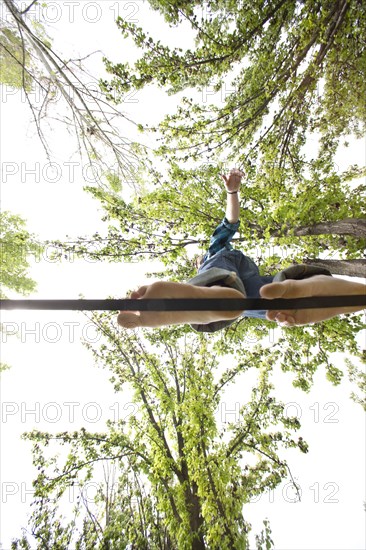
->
xmin=260 ymin=275 xmax=366 ymax=326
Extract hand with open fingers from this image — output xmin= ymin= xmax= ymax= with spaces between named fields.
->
xmin=221 ymin=168 xmax=245 ymax=193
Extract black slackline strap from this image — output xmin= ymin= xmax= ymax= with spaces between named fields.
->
xmin=0 ymin=296 xmax=365 ymax=311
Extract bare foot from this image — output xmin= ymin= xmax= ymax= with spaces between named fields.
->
xmin=117 ymin=285 xmax=156 ymax=329
xmin=260 ymin=275 xmax=366 ymax=326
xmin=117 ymin=281 xmax=245 ymax=329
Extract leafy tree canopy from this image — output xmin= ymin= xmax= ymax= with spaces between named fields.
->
xmin=102 ymin=0 xmax=366 ymax=172
xmin=0 ymin=211 xmax=40 ymax=298
xmin=1 ymin=0 xmax=144 ymax=184
xmin=12 ymin=323 xmax=308 ymax=549
xmin=0 ymin=211 xmax=42 ymax=370
xmin=7 ymin=3 xmax=366 ymax=546
xmin=39 ymin=1 xmax=365 ymax=419
xmin=52 ymin=162 xmax=365 ymax=279
xmin=0 ymin=26 xmax=33 ymax=89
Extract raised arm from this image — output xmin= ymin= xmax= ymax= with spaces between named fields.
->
xmin=221 ymin=168 xmax=244 ymax=223
xmin=199 ymin=169 xmax=245 ymax=264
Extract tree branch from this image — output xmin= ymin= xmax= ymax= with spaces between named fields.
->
xmin=19 ymin=0 xmax=39 ymax=15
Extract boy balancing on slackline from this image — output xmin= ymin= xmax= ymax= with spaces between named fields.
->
xmin=117 ymin=169 xmax=366 ymax=331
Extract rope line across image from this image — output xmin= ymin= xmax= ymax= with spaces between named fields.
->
xmin=1 ymin=296 xmax=365 ymax=311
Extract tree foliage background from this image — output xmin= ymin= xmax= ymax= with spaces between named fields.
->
xmin=1 ymin=0 xmax=144 ymax=185
xmin=3 ymin=0 xmax=366 ymax=548
xmin=57 ymin=0 xmax=366 ymax=276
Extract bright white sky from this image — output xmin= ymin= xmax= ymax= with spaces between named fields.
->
xmin=0 ymin=2 xmax=365 ymax=549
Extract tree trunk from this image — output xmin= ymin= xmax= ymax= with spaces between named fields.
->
xmin=303 ymin=258 xmax=366 ymax=277
xmin=293 ymin=218 xmax=366 ymax=238
xmin=244 ymin=218 xmax=366 ymax=240
xmin=184 ymin=482 xmax=206 ymax=550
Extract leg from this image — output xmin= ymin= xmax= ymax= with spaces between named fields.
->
xmin=260 ymin=275 xmax=366 ymax=326
xmin=117 ymin=281 xmax=245 ymax=329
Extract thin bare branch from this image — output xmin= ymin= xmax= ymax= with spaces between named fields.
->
xmin=19 ymin=0 xmax=38 ymax=15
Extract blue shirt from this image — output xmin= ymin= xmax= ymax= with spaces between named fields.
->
xmin=201 ymin=216 xmax=241 ymax=262
xmin=199 ymin=218 xmax=273 ymax=319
